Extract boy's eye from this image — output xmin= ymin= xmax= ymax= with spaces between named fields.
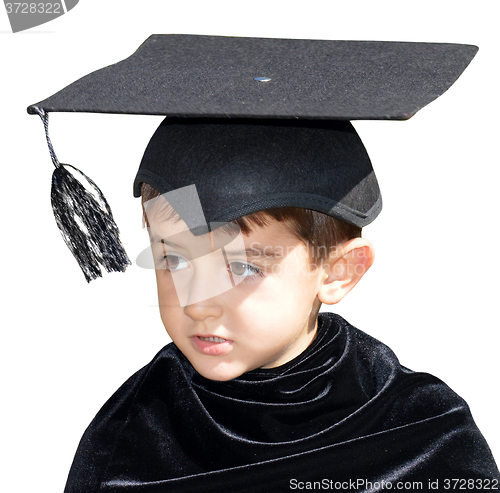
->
xmin=229 ymin=261 xmax=260 ymax=278
xmin=165 ymin=255 xmax=189 ymax=271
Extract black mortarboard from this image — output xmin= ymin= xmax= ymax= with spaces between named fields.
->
xmin=27 ymin=34 xmax=478 ymax=281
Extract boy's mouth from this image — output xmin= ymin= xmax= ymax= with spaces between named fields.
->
xmin=191 ymin=335 xmax=232 ymax=355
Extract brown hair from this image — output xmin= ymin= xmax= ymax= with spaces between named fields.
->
xmin=141 ymin=183 xmax=361 ymax=264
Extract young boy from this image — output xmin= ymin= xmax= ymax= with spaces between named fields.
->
xmin=28 ymin=35 xmax=499 ymax=492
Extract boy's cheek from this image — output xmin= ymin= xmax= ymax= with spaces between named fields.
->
xmin=155 ymin=270 xmax=181 ymax=307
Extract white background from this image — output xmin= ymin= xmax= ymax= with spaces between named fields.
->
xmin=1 ymin=1 xmax=498 ymax=490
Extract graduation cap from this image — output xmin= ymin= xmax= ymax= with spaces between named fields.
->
xmin=27 ymin=34 xmax=478 ymax=282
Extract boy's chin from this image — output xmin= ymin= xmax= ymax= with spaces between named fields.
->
xmin=190 ymin=359 xmax=249 ymax=382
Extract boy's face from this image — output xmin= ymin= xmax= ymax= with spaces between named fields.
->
xmin=148 ymin=209 xmax=326 ymax=381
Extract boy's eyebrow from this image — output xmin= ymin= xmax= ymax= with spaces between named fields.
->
xmin=150 ymin=237 xmax=193 ymax=251
xmin=150 ymin=237 xmax=179 ymax=247
xmin=223 ymin=246 xmax=283 ymax=258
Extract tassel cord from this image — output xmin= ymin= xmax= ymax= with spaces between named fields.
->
xmin=33 ymin=107 xmax=60 ymax=168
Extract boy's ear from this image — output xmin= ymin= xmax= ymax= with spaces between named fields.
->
xmin=318 ymin=238 xmax=375 ymax=305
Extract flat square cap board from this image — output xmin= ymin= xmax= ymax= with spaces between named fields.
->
xmin=27 ymin=34 xmax=478 ymax=119
xmin=27 ymin=34 xmax=478 ymax=282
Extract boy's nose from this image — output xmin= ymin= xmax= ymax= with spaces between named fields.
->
xmin=183 ymin=299 xmax=223 ymax=321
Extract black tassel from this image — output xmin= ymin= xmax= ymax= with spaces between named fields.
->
xmin=51 ymin=163 xmax=131 ymax=282
xmin=35 ymin=107 xmax=131 ymax=282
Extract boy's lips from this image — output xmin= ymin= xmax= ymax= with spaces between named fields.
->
xmin=190 ymin=335 xmax=233 ymax=356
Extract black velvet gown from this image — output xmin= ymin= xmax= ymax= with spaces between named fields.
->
xmin=64 ymin=313 xmax=499 ymax=492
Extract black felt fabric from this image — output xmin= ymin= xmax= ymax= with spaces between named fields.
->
xmin=134 ymin=118 xmax=382 ymax=227
xmin=27 ymin=35 xmax=478 ymax=120
xmin=64 ymin=313 xmax=499 ymax=493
